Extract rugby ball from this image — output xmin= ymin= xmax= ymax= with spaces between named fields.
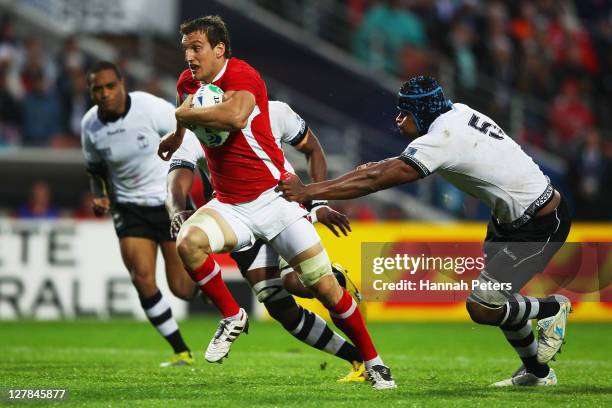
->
xmin=191 ymin=84 xmax=230 ymax=147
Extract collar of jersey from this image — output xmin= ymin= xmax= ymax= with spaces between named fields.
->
xmin=98 ymin=94 xmax=132 ymax=124
xmin=211 ymin=59 xmax=229 ymax=83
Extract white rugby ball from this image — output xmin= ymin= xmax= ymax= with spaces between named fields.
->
xmin=191 ymin=84 xmax=230 ymax=147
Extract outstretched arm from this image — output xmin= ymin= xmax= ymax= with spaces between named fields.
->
xmin=277 ymin=157 xmax=420 ymax=202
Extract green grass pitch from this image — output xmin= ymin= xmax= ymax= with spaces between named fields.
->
xmin=1 ymin=319 xmax=610 ymax=407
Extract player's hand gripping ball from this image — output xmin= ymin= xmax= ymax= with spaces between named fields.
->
xmin=191 ymin=84 xmax=231 ymax=147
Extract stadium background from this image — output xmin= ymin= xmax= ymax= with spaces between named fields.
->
xmin=0 ymin=0 xmax=609 ymax=322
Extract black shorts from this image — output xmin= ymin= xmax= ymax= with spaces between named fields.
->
xmin=111 ymin=203 xmax=173 ymax=242
xmin=230 ymin=240 xmax=265 ymax=278
xmin=481 ymin=196 xmax=572 ymax=292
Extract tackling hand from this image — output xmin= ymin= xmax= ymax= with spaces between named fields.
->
xmin=170 ymin=210 xmax=193 ymax=239
xmin=91 ymin=197 xmax=110 ymax=217
xmin=276 ymin=173 xmax=308 ymax=203
xmin=158 ymin=131 xmax=182 ymax=161
xmin=315 ymin=206 xmax=351 ymax=237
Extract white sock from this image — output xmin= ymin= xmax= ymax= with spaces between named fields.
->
xmin=227 ymin=309 xmax=243 ymax=321
xmin=364 ymin=355 xmax=384 ymax=370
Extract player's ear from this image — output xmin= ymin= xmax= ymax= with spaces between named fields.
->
xmin=215 ymin=42 xmax=226 ymax=59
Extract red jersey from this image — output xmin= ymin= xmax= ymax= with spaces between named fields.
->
xmin=176 ymin=58 xmax=285 ymax=203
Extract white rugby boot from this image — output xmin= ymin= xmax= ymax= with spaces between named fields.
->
xmin=205 ymin=308 xmax=249 ymax=363
xmin=491 ymin=365 xmax=557 ymax=387
xmin=537 ymin=294 xmax=572 ymax=364
xmin=366 ymin=365 xmax=397 ymax=390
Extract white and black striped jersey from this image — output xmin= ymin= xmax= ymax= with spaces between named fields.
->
xmin=81 ymin=91 xmax=176 ymax=206
xmin=400 ymin=103 xmax=552 ymax=229
xmin=170 ymin=100 xmax=308 ymax=174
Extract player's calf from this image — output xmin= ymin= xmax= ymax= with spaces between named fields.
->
xmin=168 ymin=279 xmax=198 ymax=301
xmin=467 ymin=273 xmax=564 ymax=328
xmin=264 ymin=295 xmax=363 ymax=368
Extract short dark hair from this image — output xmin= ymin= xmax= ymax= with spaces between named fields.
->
xmin=180 ymin=15 xmax=232 ymax=58
xmin=88 ymin=61 xmax=122 ymax=82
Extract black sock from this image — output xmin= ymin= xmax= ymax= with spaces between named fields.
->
xmin=140 ymin=290 xmax=189 ymax=354
xmin=501 ymin=321 xmax=550 ymax=378
xmin=536 ymin=296 xmax=560 ymax=319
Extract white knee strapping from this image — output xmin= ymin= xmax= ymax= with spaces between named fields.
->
xmin=297 ymin=251 xmax=332 ymax=287
xmin=181 ymin=212 xmax=225 ymax=253
xmin=251 ymin=278 xmax=291 ymax=303
xmin=278 ymin=257 xmax=295 ymax=279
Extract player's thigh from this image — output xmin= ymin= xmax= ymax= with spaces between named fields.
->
xmin=179 ymin=206 xmax=252 ymax=253
xmin=270 ymin=217 xmax=324 ymax=266
xmin=119 ymin=237 xmax=158 ymax=280
xmin=270 ymin=218 xmax=333 ymax=288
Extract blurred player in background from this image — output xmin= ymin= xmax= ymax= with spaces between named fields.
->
xmin=278 ymin=76 xmax=572 ymax=387
xmin=81 ymin=61 xmax=196 ymax=367
xmin=158 ymin=15 xmax=396 ymax=389
xmin=167 ymin=100 xmax=367 ymax=382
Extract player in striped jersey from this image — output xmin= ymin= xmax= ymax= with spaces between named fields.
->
xmin=167 ymin=101 xmax=365 ymax=382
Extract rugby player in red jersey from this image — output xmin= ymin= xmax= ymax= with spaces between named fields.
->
xmin=158 ymin=15 xmax=395 ymax=389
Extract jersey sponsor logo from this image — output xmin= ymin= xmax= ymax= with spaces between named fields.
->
xmin=107 ymin=128 xmax=126 ymax=136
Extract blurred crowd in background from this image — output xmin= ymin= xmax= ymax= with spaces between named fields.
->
xmin=351 ymin=0 xmax=612 ymax=221
xmin=349 ymin=0 xmax=612 ymax=155
xmin=1 ymin=0 xmax=610 ymax=221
